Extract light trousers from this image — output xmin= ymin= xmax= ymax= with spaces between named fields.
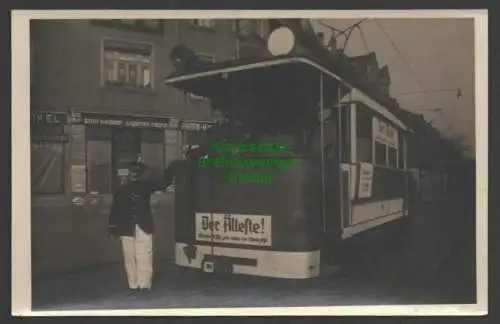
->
xmin=120 ymin=225 xmax=154 ymax=289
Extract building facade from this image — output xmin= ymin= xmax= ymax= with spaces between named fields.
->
xmin=30 ymin=18 xmax=273 ymax=277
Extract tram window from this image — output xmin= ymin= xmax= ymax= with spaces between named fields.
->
xmin=398 ymin=133 xmax=406 ymax=169
xmin=375 ymin=141 xmax=387 ymax=166
xmin=340 ymin=105 xmax=350 ymax=163
xmin=356 ymin=104 xmax=373 ymax=163
xmin=388 ymin=146 xmax=398 ymax=168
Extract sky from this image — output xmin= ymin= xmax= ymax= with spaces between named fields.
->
xmin=310 ymin=18 xmax=476 ymax=155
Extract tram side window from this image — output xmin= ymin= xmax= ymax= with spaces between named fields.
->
xmin=398 ymin=132 xmax=406 ymax=169
xmin=388 ymin=146 xmax=398 ymax=168
xmin=340 ymin=105 xmax=350 ymax=163
xmin=356 ymin=104 xmax=373 ymax=163
xmin=375 ymin=141 xmax=387 ymax=166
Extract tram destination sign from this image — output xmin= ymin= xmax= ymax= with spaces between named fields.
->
xmin=373 ymin=117 xmax=398 ymax=148
xmin=195 ymin=213 xmax=272 ymax=247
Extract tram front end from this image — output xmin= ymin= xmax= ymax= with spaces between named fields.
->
xmin=164 ymin=53 xmax=348 ymax=279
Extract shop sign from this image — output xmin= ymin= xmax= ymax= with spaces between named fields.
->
xmin=75 ymin=113 xmax=174 ymax=130
xmin=71 ymin=113 xmax=215 ymax=131
xmin=180 ymin=121 xmax=214 ymax=131
xmin=31 ymin=111 xmax=67 ymax=125
xmin=180 ymin=122 xmax=201 ymax=131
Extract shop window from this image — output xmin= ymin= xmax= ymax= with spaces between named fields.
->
xmin=31 ymin=140 xmax=65 ymax=194
xmin=235 ymin=19 xmax=267 ymax=39
xmin=102 ymin=39 xmax=154 ymax=90
xmin=375 ymin=141 xmax=387 ymax=166
xmin=86 ymin=126 xmax=169 ymax=192
xmin=356 ymin=104 xmax=373 ymax=163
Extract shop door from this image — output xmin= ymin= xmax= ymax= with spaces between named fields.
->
xmin=112 ymin=128 xmax=141 ymax=189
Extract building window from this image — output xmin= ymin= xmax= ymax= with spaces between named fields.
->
xmin=191 ymin=19 xmax=216 ymax=30
xmin=102 ymin=39 xmax=154 ymax=90
xmin=235 ymin=19 xmax=267 ymax=39
xmin=31 ymin=124 xmax=66 ymax=194
xmin=356 ymin=104 xmax=373 ymax=163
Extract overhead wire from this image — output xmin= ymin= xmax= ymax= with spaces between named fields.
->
xmin=373 ymin=19 xmax=425 ymax=92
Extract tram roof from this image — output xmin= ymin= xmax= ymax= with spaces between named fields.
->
xmin=165 ymin=55 xmax=408 ymax=131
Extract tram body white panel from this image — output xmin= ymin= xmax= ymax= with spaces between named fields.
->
xmin=174 ymin=243 xmax=321 ymax=279
xmin=342 ymin=198 xmax=405 ymax=239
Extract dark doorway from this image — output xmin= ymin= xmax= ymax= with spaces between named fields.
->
xmin=112 ymin=128 xmax=141 ymax=189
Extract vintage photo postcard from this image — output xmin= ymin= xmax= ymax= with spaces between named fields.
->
xmin=11 ymin=9 xmax=488 ymax=316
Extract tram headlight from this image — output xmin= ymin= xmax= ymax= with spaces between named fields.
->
xmin=266 ymin=27 xmax=296 ymax=56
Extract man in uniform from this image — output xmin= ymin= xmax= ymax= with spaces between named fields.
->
xmin=108 ymin=160 xmax=175 ymax=293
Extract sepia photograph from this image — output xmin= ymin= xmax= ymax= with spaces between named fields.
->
xmin=12 ymin=10 xmax=487 ymax=316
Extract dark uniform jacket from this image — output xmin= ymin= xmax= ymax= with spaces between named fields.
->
xmin=108 ymin=164 xmax=176 ymax=237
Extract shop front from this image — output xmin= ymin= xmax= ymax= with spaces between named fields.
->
xmin=31 ymin=110 xmax=215 ymax=277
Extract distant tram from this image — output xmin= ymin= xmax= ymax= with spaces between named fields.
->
xmin=164 ymin=20 xmax=411 ymax=279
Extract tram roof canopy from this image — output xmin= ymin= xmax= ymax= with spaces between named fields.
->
xmin=165 ymin=54 xmax=408 ymax=131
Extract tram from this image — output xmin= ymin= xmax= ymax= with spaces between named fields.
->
xmin=164 ymin=20 xmax=412 ymax=279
